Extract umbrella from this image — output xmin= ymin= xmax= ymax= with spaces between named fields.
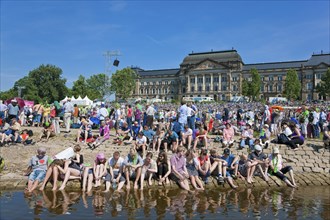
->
xmin=5 ymin=97 xmax=25 ymax=109
xmin=271 ymin=105 xmax=284 ymax=111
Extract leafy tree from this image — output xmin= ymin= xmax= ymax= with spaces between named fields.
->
xmin=110 ymin=68 xmax=137 ymax=100
xmin=0 ymin=89 xmax=16 ymax=101
xmin=71 ymin=75 xmax=90 ymax=98
xmin=284 ymin=69 xmax=301 ymax=100
xmin=28 ymin=64 xmax=68 ymax=103
xmin=86 ymin=73 xmax=110 ymax=99
xmin=241 ymin=79 xmax=250 ymax=97
xmin=249 ymin=68 xmax=262 ymax=100
xmin=316 ymin=68 xmax=330 ymax=99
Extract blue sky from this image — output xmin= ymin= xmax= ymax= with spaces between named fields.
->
xmin=1 ymin=0 xmax=329 ymax=92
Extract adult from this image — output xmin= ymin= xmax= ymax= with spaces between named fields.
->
xmin=103 ymin=151 xmax=126 ymax=192
xmin=177 ymin=100 xmax=188 ymax=127
xmin=145 ymin=103 xmax=156 ymax=128
xmin=222 ymin=122 xmax=235 ymax=148
xmin=286 ymin=122 xmax=304 ymax=150
xmin=63 ymin=98 xmax=74 ymax=133
xmin=138 ymin=152 xmax=157 ymax=190
xmin=248 ymin=144 xmax=269 ymax=182
xmin=123 ymin=147 xmax=143 ymax=189
xmin=99 ymin=104 xmax=108 ymax=122
xmin=156 ymin=151 xmax=171 ymax=186
xmin=170 ymin=147 xmax=191 ymax=191
xmin=7 ymin=99 xmax=20 ymax=121
xmin=268 ymin=147 xmax=297 ymax=187
xmin=185 ymin=149 xmax=204 ymax=190
xmin=76 ymin=119 xmax=92 ymax=143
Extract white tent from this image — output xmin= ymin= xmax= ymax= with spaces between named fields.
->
xmin=83 ymin=96 xmax=93 ymax=106
xmin=60 ymin=96 xmax=68 ymax=105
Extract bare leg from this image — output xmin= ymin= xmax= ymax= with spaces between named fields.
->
xmin=52 ymin=166 xmax=59 ymax=191
xmin=29 ymin=180 xmax=40 ymax=193
xmin=40 ymin=167 xmax=53 ymax=190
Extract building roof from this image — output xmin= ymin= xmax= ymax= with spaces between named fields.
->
xmin=180 ymin=50 xmax=242 ymax=66
xmin=243 ymin=60 xmax=307 ymax=71
xmin=135 ymin=68 xmax=180 ymax=77
xmin=305 ymin=54 xmax=330 ymax=66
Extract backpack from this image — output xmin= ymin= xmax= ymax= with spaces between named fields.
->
xmin=27 ymin=130 xmax=33 ymax=137
xmin=308 ymin=112 xmax=314 ymax=123
xmin=277 ymin=133 xmax=290 ymax=144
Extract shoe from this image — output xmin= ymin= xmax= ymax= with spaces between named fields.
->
xmin=231 ymin=174 xmax=237 ymax=180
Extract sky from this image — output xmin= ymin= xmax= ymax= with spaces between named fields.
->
xmin=1 ymin=0 xmax=329 ymax=92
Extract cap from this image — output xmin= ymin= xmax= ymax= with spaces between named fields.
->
xmin=96 ymin=153 xmax=105 ymax=160
xmin=223 ymin=148 xmax=230 ymax=155
xmin=273 ymin=147 xmax=279 ymax=154
xmin=254 ymin=145 xmax=262 ymax=151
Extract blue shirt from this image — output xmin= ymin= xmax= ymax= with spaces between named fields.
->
xmin=221 ymin=154 xmax=236 ymax=166
xmin=143 ymin=129 xmax=155 ymax=140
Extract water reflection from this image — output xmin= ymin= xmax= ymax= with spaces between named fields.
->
xmin=3 ymin=187 xmax=328 ymax=219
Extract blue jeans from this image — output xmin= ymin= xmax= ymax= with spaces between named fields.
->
xmin=29 ymin=169 xmax=46 ymax=182
xmin=188 ymin=115 xmax=196 ymax=130
xmin=313 ymin=123 xmax=320 ymax=138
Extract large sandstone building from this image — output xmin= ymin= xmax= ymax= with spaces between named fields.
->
xmin=131 ymin=50 xmax=330 ymax=101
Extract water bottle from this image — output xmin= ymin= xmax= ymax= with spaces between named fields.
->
xmin=112 ymin=179 xmax=117 ymax=189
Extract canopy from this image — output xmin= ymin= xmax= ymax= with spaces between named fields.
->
xmin=5 ymin=97 xmax=26 ymax=109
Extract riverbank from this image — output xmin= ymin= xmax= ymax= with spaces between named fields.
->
xmin=0 ymin=126 xmax=329 ymax=190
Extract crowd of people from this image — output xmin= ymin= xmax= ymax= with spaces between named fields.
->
xmin=4 ymin=97 xmax=328 ymax=193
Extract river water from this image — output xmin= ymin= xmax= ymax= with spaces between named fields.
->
xmin=0 ymin=186 xmax=329 ymax=219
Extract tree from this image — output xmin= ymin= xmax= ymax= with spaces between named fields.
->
xmin=316 ymin=68 xmax=330 ymax=99
xmin=284 ymin=69 xmax=301 ymax=100
xmin=241 ymin=79 xmax=250 ymax=97
xmin=249 ymin=68 xmax=262 ymax=101
xmin=28 ymin=64 xmax=68 ymax=103
xmin=86 ymin=73 xmax=110 ymax=99
xmin=110 ymin=68 xmax=137 ymax=100
xmin=71 ymin=75 xmax=90 ymax=98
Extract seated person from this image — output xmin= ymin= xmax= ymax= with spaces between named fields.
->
xmin=259 ymin=124 xmax=271 ymax=148
xmin=185 ymin=149 xmax=204 ymax=190
xmin=38 ymin=121 xmax=56 ymax=142
xmin=197 ymin=148 xmax=211 ymax=185
xmin=142 ymin=125 xmax=155 ymax=144
xmin=138 ymin=152 xmax=158 ymax=190
xmin=209 ymin=149 xmax=227 ymax=184
xmin=237 ymin=154 xmax=259 ymax=184
xmin=286 ymin=122 xmax=304 ymax=150
xmin=123 ymin=147 xmax=143 ymax=189
xmin=193 ymin=126 xmax=209 ymax=150
xmin=82 ymin=153 xmax=107 ymax=192
xmin=103 ymin=151 xmax=126 ymax=192
xmin=156 ymin=151 xmax=171 ymax=186
xmin=248 ymin=145 xmax=269 ymax=181
xmin=268 ymin=147 xmax=297 ymax=187
xmin=181 ymin=125 xmax=193 ymax=148
xmin=115 ymin=121 xmax=132 ymax=145
xmin=222 ymin=122 xmax=235 ymax=148
xmin=7 ymin=118 xmax=22 ymax=144
xmin=152 ymin=127 xmax=165 ymax=152
xmin=169 ymin=146 xmax=190 ymax=191
xmin=212 ymin=119 xmax=222 ymax=135
xmin=221 ymin=148 xmax=239 ymax=188
xmin=131 ymin=121 xmax=142 ymax=140
xmin=163 ymin=129 xmax=179 ymax=153
xmin=239 ymin=123 xmax=254 ymax=149
xmin=76 ymin=119 xmax=92 ymax=143
xmin=170 ymin=118 xmax=183 ymax=139
xmin=134 ymin=132 xmax=148 ymax=158
xmin=88 ymin=120 xmax=110 ymax=149
xmin=24 ymin=147 xmax=48 ymax=193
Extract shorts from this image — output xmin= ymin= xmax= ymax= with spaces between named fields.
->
xmin=104 ymin=173 xmax=125 ymax=182
xmin=29 ymin=169 xmax=46 ymax=182
xmin=238 ymin=164 xmax=248 ymax=177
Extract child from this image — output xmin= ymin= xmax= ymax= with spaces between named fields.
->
xmin=25 ymin=147 xmax=49 ymax=192
xmin=70 ymin=144 xmax=84 ymax=170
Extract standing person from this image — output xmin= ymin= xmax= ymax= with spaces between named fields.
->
xmin=0 ymin=100 xmax=8 ymax=121
xmin=170 ymin=146 xmax=191 ymax=191
xmin=24 ymin=147 xmax=48 ymax=193
xmin=134 ymin=107 xmax=142 ymax=126
xmin=7 ymin=99 xmax=20 ymax=121
xmin=268 ymin=147 xmax=297 ymax=188
xmin=178 ymin=100 xmax=188 ymax=127
xmin=32 ymin=102 xmax=44 ymax=127
xmin=53 ymin=101 xmax=61 ymax=134
xmin=126 ymin=104 xmax=133 ymax=129
xmin=73 ymin=104 xmax=79 ymax=124
xmin=299 ymin=105 xmax=309 ymax=138
xmin=63 ymin=98 xmax=74 ymax=133
xmin=146 ymin=103 xmax=156 ymax=128
xmin=99 ymin=104 xmax=108 ymax=123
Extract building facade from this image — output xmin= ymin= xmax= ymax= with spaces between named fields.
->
xmin=132 ymin=50 xmax=330 ymax=101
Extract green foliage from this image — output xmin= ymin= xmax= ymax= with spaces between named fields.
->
xmin=284 ymin=69 xmax=301 ymax=100
xmin=241 ymin=79 xmax=250 ymax=97
xmin=316 ymin=68 xmax=330 ymax=99
xmin=110 ymin=68 xmax=137 ymax=100
xmin=71 ymin=75 xmax=90 ymax=98
xmin=86 ymin=73 xmax=110 ymax=99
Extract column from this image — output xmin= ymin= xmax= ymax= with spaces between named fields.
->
xmin=195 ymin=75 xmax=197 ymax=93
xmin=210 ymin=73 xmax=213 ymax=91
xmin=187 ymin=75 xmax=190 ymax=92
xmin=202 ymin=74 xmax=205 ymax=92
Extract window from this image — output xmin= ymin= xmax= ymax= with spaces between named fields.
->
xmin=261 ymin=85 xmax=264 ymax=92
xmin=198 ymin=77 xmax=203 ymax=83
xmin=269 ymin=76 xmax=274 ymax=81
xmin=306 ymin=74 xmax=313 ymax=79
xmin=233 ymin=85 xmax=237 ymax=91
xmin=147 ymin=82 xmax=150 ymax=85
xmin=269 ymin=85 xmax=273 ymax=92
xmin=206 ymin=86 xmax=210 ymax=91
xmin=317 ymin=73 xmax=323 ymax=79
xmin=213 ymin=76 xmax=219 ymax=83
xmin=140 ymin=89 xmax=143 ymax=94
xmin=278 ymin=76 xmax=283 ymax=81
xmin=190 ymin=78 xmax=195 ymax=83
xmin=165 ymin=81 xmax=168 ymax=85
xmin=205 ymin=77 xmax=211 ymax=83
xmin=182 ymin=88 xmax=186 ymax=93
xmin=214 ymin=85 xmax=218 ymax=91
xmin=232 ymin=77 xmax=238 ymax=82
xmin=307 ymin=82 xmax=313 ymax=90
xmin=191 ymin=86 xmax=194 ymax=92
xmin=261 ymin=77 xmax=265 ymax=81
xmin=146 ymin=89 xmax=149 ymax=94
xmin=278 ymin=84 xmax=282 ymax=92
xmin=152 ymin=88 xmax=155 ymax=94
xmin=221 ymin=76 xmax=227 ymax=82
xmin=222 ymin=85 xmax=227 ymax=91
xmin=198 ymin=86 xmax=202 ymax=92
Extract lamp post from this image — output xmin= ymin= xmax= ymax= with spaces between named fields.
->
xmin=17 ymin=86 xmax=25 ymax=98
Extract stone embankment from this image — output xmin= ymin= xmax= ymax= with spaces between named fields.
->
xmin=0 ymin=127 xmax=329 ymax=190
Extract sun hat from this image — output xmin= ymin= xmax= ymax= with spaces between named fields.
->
xmin=96 ymin=153 xmax=105 ymax=160
xmin=273 ymin=147 xmax=279 ymax=154
xmin=254 ymin=145 xmax=262 ymax=151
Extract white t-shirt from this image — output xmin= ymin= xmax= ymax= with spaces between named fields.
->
xmin=108 ymin=157 xmax=124 ymax=173
xmin=182 ymin=128 xmax=192 ymax=136
xmin=136 ymin=136 xmax=147 ymax=144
